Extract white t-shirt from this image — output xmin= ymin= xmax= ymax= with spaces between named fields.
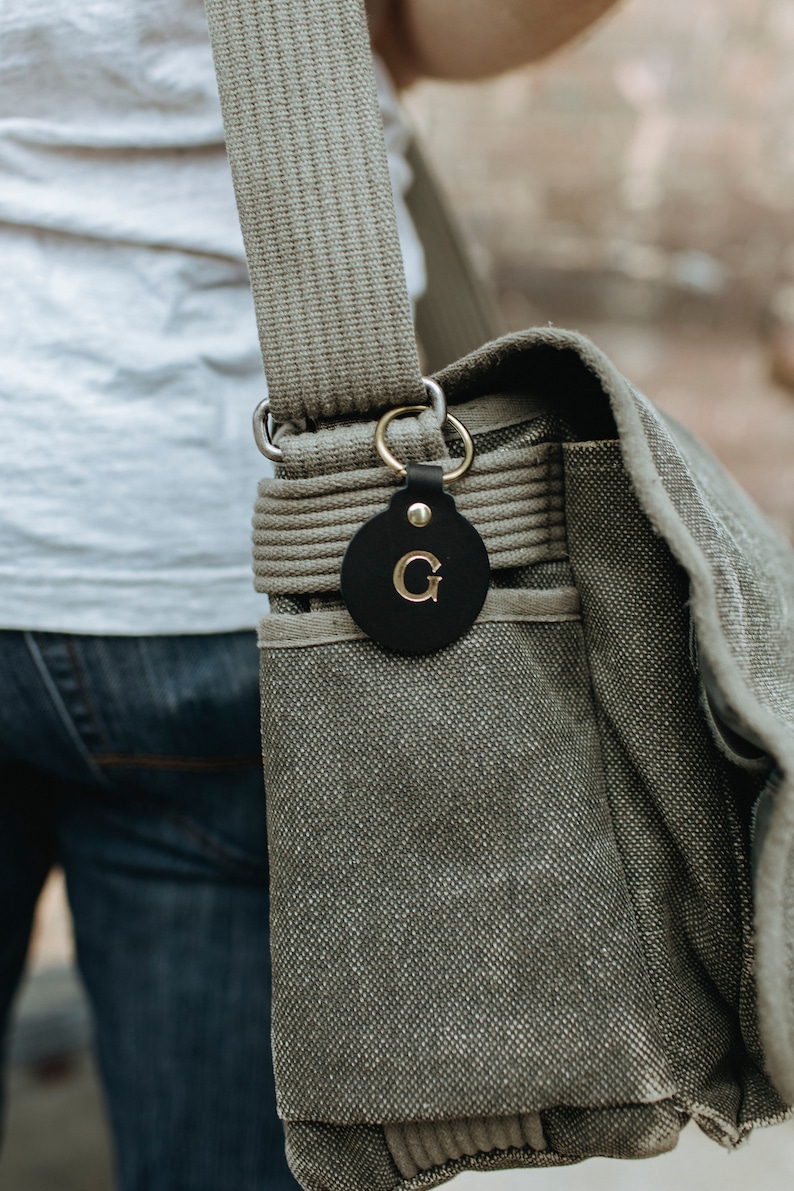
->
xmin=0 ymin=1 xmax=425 ymax=635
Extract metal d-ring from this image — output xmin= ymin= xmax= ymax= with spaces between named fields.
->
xmin=422 ymin=376 xmax=447 ymax=427
xmin=374 ymin=395 xmax=475 ymax=485
xmin=252 ymin=396 xmax=283 ymax=462
xmin=254 ymin=377 xmax=449 ymax=467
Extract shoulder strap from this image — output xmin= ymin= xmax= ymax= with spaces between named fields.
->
xmin=407 ymin=137 xmax=501 ymax=373
xmin=204 ymin=0 xmax=424 ymax=423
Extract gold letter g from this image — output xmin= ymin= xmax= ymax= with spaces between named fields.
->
xmin=392 ymin=551 xmax=443 ymax=604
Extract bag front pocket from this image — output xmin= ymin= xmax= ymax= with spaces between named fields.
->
xmin=260 ymin=598 xmax=674 ymax=1127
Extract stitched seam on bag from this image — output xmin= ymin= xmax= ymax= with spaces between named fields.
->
xmin=562 ymin=444 xmax=782 ymax=1134
xmin=560 ymin=451 xmax=674 ymax=1095
xmin=726 ymin=762 xmax=773 ymax=1078
xmin=257 ymin=588 xmax=582 ymax=649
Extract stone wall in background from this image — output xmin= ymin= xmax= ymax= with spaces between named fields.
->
xmin=404 ymin=0 xmax=794 ymax=328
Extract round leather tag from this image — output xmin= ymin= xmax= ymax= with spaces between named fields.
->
xmin=341 ymin=464 xmax=490 ymax=654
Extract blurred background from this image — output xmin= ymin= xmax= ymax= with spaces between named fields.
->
xmin=2 ymin=0 xmax=793 ymax=1186
xmin=406 ymin=0 xmax=794 ymax=542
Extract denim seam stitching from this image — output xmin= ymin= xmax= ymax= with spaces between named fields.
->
xmin=143 ymin=793 xmax=269 ymax=880
xmin=23 ymin=632 xmax=112 ymax=789
xmin=62 ymin=635 xmax=112 ymax=750
xmin=92 ymin=753 xmax=262 ymax=772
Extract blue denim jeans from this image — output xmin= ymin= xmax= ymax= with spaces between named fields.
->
xmin=0 ymin=630 xmax=299 ymax=1191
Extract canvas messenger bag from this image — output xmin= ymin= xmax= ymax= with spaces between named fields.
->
xmin=203 ymin=2 xmax=794 ymax=1188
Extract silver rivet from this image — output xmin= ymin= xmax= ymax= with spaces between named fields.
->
xmin=407 ymin=502 xmax=432 ymax=528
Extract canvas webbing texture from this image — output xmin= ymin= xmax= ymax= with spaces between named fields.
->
xmin=203 ymin=0 xmax=424 ymax=422
xmin=253 ymin=442 xmax=567 ymax=594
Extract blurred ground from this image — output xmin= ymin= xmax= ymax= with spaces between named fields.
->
xmin=2 ymin=1050 xmax=113 ymax=1191
xmin=1 ymin=873 xmax=115 ymax=1191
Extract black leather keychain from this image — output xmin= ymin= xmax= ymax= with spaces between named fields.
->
xmin=341 ymin=399 xmax=490 ymax=654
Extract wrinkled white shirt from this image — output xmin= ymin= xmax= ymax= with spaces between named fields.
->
xmin=0 ymin=1 xmax=425 ymax=634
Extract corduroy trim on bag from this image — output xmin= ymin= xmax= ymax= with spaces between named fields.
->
xmin=384 ymin=1113 xmax=546 ymax=1179
xmin=253 ymin=442 xmax=566 ymax=594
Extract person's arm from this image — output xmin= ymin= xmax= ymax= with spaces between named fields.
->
xmin=368 ymin=0 xmax=622 ymax=86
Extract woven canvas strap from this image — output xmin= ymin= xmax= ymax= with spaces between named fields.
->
xmin=204 ymin=0 xmax=424 ymax=422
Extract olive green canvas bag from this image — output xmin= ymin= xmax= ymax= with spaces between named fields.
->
xmin=204 ymin=2 xmax=794 ymax=1188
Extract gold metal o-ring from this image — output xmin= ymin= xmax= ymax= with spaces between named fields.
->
xmin=374 ymin=405 xmax=475 ymax=484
